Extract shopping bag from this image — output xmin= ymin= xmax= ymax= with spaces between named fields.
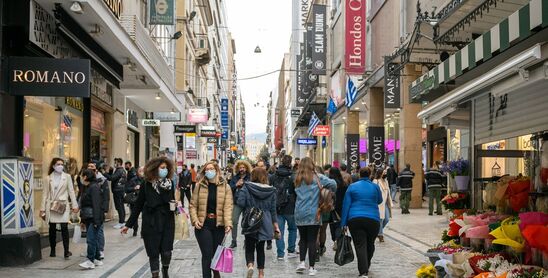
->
xmin=210 ymin=235 xmax=233 ymax=273
xmin=334 ymin=231 xmax=354 ymax=266
xmin=180 ymin=213 xmax=190 ymax=240
xmin=175 ymin=208 xmax=191 ymax=240
xmin=72 ymin=224 xmax=82 ymax=244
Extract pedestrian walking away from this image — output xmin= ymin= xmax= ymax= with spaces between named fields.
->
xmin=425 ymin=161 xmax=446 ymax=216
xmin=293 ymin=157 xmax=336 ymax=276
xmin=397 ymin=163 xmax=415 ymax=214
xmin=106 ymin=158 xmax=127 ymax=228
xmin=229 ymin=160 xmax=252 ymax=248
xmin=178 ymin=164 xmax=193 ymax=208
xmin=328 ymin=167 xmax=348 ymax=250
xmin=269 ymin=154 xmax=298 ymax=260
xmin=237 ymin=167 xmax=279 ymax=278
xmin=341 ymin=166 xmax=383 ymax=278
xmin=125 ymin=166 xmax=145 ymax=237
xmin=386 ymin=164 xmax=398 ymax=203
xmin=40 ymin=158 xmax=79 ymax=259
xmin=372 ymin=168 xmax=393 ymax=243
xmin=189 ymin=161 xmax=233 ymax=278
xmin=122 ymin=157 xmax=177 ymax=278
xmin=78 ymin=169 xmax=105 ymax=269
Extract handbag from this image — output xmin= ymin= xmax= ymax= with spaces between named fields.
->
xmin=49 ymin=177 xmax=68 ymax=214
xmin=210 ymin=235 xmax=233 ymax=273
xmin=241 ymin=207 xmax=264 ymax=235
xmin=334 ymin=231 xmax=354 ymax=266
xmin=123 ymin=192 xmax=138 ymax=204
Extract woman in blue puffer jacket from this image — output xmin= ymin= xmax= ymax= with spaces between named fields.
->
xmin=293 ymin=157 xmax=336 ymax=276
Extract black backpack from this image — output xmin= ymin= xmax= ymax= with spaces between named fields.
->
xmin=241 ymin=207 xmax=264 ymax=235
xmin=273 ymin=175 xmax=292 ymax=210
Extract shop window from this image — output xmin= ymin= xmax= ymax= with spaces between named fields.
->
xmin=480 ymin=135 xmax=534 ymax=178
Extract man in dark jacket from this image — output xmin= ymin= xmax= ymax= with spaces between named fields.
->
xmin=397 ymin=163 xmax=415 ymax=214
xmin=177 ymin=164 xmax=192 ymax=208
xmin=125 ymin=161 xmax=137 ymax=182
xmin=270 ymin=155 xmax=298 ymax=260
xmin=386 ymin=164 xmax=398 ymax=203
xmin=106 ymin=158 xmax=127 ymax=228
xmin=425 ymin=161 xmax=446 ymax=216
xmin=229 ymin=160 xmax=252 ymax=248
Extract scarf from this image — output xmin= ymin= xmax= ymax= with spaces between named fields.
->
xmin=152 ymin=178 xmax=172 ymax=194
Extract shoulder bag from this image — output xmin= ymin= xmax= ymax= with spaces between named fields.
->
xmin=49 ymin=176 xmax=67 ymax=214
xmin=240 ymin=189 xmax=264 ymax=235
xmin=316 ymin=176 xmax=334 ymax=220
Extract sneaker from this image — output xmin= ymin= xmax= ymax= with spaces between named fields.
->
xmin=80 ymin=252 xmax=86 ymax=258
xmin=113 ymin=223 xmax=122 ymax=229
xmin=332 ymin=242 xmax=337 ymax=251
xmin=99 ymin=251 xmax=105 ymax=260
xmin=93 ymin=259 xmax=104 ymax=266
xmin=358 ymin=275 xmax=368 ymax=278
xmin=246 ymin=266 xmax=254 ymax=278
xmin=296 ymin=261 xmax=306 ymax=273
xmin=79 ymin=260 xmax=96 ymax=269
xmin=287 ymin=252 xmax=298 ymax=258
xmin=308 ymin=267 xmax=317 ymax=276
xmin=277 ymin=256 xmax=285 ymax=261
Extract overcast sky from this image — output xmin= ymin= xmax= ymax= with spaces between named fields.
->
xmin=226 ymin=0 xmax=292 ymax=136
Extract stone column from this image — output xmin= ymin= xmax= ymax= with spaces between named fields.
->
xmin=399 ymin=64 xmax=424 ymax=208
xmin=367 ymin=87 xmax=384 ymax=127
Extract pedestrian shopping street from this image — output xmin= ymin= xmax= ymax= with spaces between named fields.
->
xmin=0 ymin=204 xmax=446 ymax=278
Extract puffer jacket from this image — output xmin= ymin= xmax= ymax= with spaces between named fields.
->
xmin=189 ymin=177 xmax=233 ymax=228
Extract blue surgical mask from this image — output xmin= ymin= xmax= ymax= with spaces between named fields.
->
xmin=205 ymin=170 xmax=216 ymax=180
xmin=159 ymin=168 xmax=168 ymax=179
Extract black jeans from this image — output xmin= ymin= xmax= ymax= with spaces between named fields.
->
xmin=245 ymin=236 xmax=266 ymax=269
xmin=195 ymin=219 xmax=225 ymax=278
xmin=149 ymin=251 xmax=172 ymax=274
xmin=329 ymin=222 xmax=341 ymax=242
xmin=49 ymin=222 xmax=69 ymax=254
xmin=348 ymin=217 xmax=380 ymax=276
xmin=180 ymin=188 xmax=192 ymax=208
xmin=297 ymin=225 xmax=320 ymax=267
xmin=129 ymin=204 xmax=139 ymax=232
xmin=113 ymin=191 xmax=125 ymax=223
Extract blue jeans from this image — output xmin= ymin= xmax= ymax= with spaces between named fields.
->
xmin=276 ymin=214 xmax=297 ymax=258
xmin=378 ymin=208 xmax=390 ymax=235
xmin=390 ymin=184 xmax=397 ymax=201
xmin=98 ymin=224 xmax=105 ymax=252
xmin=86 ymin=223 xmax=102 ymax=261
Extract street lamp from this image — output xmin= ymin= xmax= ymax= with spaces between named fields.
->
xmin=254 ymin=46 xmax=262 ymax=53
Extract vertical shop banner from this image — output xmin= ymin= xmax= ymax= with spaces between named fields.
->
xmin=306 ymin=23 xmax=319 ymax=93
xmin=296 ymin=49 xmax=305 ymax=107
xmin=345 ymin=0 xmax=366 ymax=74
xmin=221 ymin=98 xmax=229 ymax=128
xmin=367 ymin=126 xmax=385 ymax=167
xmin=384 ymin=61 xmax=400 ymax=108
xmin=346 ymin=134 xmax=360 ymax=172
xmin=312 ymin=4 xmax=327 ymax=75
xmin=149 ymin=0 xmax=174 ymax=25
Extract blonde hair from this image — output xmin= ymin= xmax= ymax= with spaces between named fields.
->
xmin=295 ymin=157 xmax=316 ymax=187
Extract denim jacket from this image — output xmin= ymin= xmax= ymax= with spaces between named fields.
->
xmin=294 ymin=174 xmax=336 ymax=226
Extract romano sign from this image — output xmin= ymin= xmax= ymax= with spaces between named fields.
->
xmin=7 ymin=56 xmax=90 ymax=97
xmin=367 ymin=126 xmax=385 ymax=167
xmin=346 ymin=134 xmax=360 ymax=172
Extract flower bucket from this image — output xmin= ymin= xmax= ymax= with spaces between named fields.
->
xmin=453 ymin=209 xmax=467 ymax=217
xmin=455 ymin=176 xmax=470 ymax=191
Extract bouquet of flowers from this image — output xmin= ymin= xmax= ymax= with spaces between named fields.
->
xmin=442 ymin=158 xmax=470 ymax=178
xmin=442 ymin=193 xmax=470 ymax=210
xmin=416 ymin=264 xmax=436 ymax=278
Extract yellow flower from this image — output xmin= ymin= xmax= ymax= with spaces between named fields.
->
xmin=416 ymin=264 xmax=436 ymax=278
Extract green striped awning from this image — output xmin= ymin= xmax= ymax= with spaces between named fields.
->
xmin=410 ymin=0 xmax=548 ymax=100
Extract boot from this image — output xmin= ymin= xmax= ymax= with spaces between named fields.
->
xmin=133 ymin=225 xmax=139 ymax=237
xmin=151 ymin=272 xmax=160 ymax=278
xmin=49 ymin=249 xmax=56 ymax=257
xmin=161 ymin=266 xmax=169 ymax=278
xmin=378 ymin=235 xmax=385 ymax=243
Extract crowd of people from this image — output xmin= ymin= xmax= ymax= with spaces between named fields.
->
xmin=38 ymin=154 xmax=444 ymax=278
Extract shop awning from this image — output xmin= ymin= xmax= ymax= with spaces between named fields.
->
xmin=410 ymin=0 xmax=548 ymax=101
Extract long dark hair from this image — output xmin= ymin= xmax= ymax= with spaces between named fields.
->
xmin=328 ymin=167 xmax=345 ymax=188
xmin=144 ymin=157 xmax=174 ymax=182
xmin=48 ymin=157 xmax=65 ymax=175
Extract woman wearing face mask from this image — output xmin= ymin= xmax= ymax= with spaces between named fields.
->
xmin=122 ymin=157 xmax=177 ymax=278
xmin=40 ymin=158 xmax=79 ymax=259
xmin=372 ymin=168 xmax=392 ymax=243
xmin=78 ymin=169 xmax=104 ymax=269
xmin=190 ymin=161 xmax=233 ymax=278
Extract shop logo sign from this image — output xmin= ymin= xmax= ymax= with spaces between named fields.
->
xmin=345 ymin=0 xmax=366 ymax=74
xmin=7 ymin=57 xmax=90 ymax=97
xmin=103 ymin=0 xmax=123 ymax=19
xmin=367 ymin=126 xmax=385 ymax=167
xmin=384 ymin=62 xmax=400 ymax=108
xmin=312 ymin=4 xmax=327 ymax=75
xmin=347 ymin=134 xmax=360 ymax=172
xmin=150 ymin=0 xmax=174 ymax=25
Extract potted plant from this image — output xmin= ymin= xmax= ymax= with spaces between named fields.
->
xmin=443 ymin=159 xmax=470 ymax=191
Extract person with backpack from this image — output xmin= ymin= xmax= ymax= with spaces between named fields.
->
xmin=270 ymin=155 xmax=298 ymax=260
xmin=106 ymin=158 xmax=127 ymax=228
xmin=293 ymin=157 xmax=336 ymax=276
xmin=237 ymin=167 xmax=279 ymax=278
xmin=341 ymin=166 xmax=383 ymax=278
xmin=229 ymin=160 xmax=252 ymax=248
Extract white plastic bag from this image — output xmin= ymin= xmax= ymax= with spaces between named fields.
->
xmin=72 ymin=224 xmax=82 ymax=244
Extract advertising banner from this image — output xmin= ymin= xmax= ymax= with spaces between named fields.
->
xmin=384 ymin=61 xmax=401 ymax=108
xmin=185 ymin=149 xmax=197 ymax=159
xmin=297 ymin=138 xmax=317 ymax=145
xmin=345 ymin=0 xmax=366 ymax=74
xmin=174 ymin=125 xmax=196 ymax=134
xmin=312 ymin=125 xmax=331 ymax=136
xmin=367 ymin=126 xmax=385 ymax=167
xmin=312 ymin=4 xmax=327 ymax=75
xmin=185 ymin=133 xmax=196 ymax=149
xmin=305 ymin=23 xmax=319 ymax=95
xmin=346 ymin=134 xmax=360 ymax=172
xmin=149 ymin=0 xmax=174 ymax=25
xmin=153 ymin=112 xmax=181 ymax=122
xmin=187 ymin=108 xmax=208 ymax=123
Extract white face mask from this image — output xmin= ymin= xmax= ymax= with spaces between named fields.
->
xmin=54 ymin=165 xmax=64 ymax=173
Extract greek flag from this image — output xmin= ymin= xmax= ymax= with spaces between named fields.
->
xmin=327 ymin=97 xmax=337 ymax=114
xmin=308 ymin=112 xmax=320 ymax=136
xmin=345 ymin=76 xmax=358 ymax=108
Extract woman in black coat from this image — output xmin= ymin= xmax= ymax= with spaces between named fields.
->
xmin=122 ymin=157 xmax=177 ymax=278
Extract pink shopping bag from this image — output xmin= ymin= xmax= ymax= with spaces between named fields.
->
xmin=210 ymin=235 xmax=233 ymax=273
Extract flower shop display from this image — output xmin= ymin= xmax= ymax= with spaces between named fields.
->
xmin=416 ymin=264 xmax=436 ymax=278
xmin=443 ymin=159 xmax=470 ymax=191
xmin=443 ymin=193 xmax=470 ymax=213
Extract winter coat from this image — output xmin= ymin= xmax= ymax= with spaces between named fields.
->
xmin=386 ymin=167 xmax=398 ymax=185
xmin=373 ymin=178 xmax=393 ymax=220
xmin=125 ymin=179 xmax=176 ymax=257
xmin=294 ymin=174 xmax=336 ymax=226
xmin=341 ymin=177 xmax=383 ymax=227
xmin=189 ymin=177 xmax=233 ymax=228
xmin=229 ymin=172 xmax=250 ymax=204
xmin=97 ymin=172 xmax=110 ymax=213
xmin=107 ymin=167 xmax=126 ymax=193
xmin=125 ymin=176 xmax=144 ymax=194
xmin=425 ymin=168 xmax=446 ymax=189
xmin=178 ymin=170 xmax=192 ymax=190
xmin=41 ymin=172 xmax=78 ymax=224
xmin=80 ymin=181 xmax=104 ymax=226
xmin=397 ymin=168 xmax=415 ymax=191
xmin=236 ymin=182 xmax=277 ymax=241
xmin=269 ymin=165 xmax=296 ymax=215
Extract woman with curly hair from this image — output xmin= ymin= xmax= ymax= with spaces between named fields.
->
xmin=122 ymin=157 xmax=177 ymax=278
xmin=190 ymin=161 xmax=233 ymax=278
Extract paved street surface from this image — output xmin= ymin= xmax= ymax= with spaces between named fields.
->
xmin=0 ymin=202 xmax=446 ymax=278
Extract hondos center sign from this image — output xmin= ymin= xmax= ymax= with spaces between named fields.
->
xmin=7 ymin=56 xmax=91 ymax=97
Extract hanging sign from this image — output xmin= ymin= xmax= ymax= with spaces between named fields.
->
xmin=384 ymin=61 xmax=400 ymax=108
xmin=291 ymin=109 xmax=301 ymax=117
xmin=312 ymin=4 xmax=327 ymax=75
xmin=297 ymin=138 xmax=317 ymax=145
xmin=174 ymin=125 xmax=196 ymax=133
xmin=187 ymin=108 xmax=208 ymax=123
xmin=345 ymin=0 xmax=366 ymax=74
xmin=153 ymin=112 xmax=181 ymax=122
xmin=185 ymin=149 xmax=198 ymax=159
xmin=367 ymin=126 xmax=385 ymax=167
xmin=149 ymin=0 xmax=174 ymax=25
xmin=346 ymin=134 xmax=360 ymax=172
xmin=312 ymin=125 xmax=331 ymax=136
xmin=142 ymin=119 xmax=160 ymax=127
xmin=207 ymin=137 xmax=218 ymax=144
xmin=185 ymin=133 xmax=196 ymax=149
